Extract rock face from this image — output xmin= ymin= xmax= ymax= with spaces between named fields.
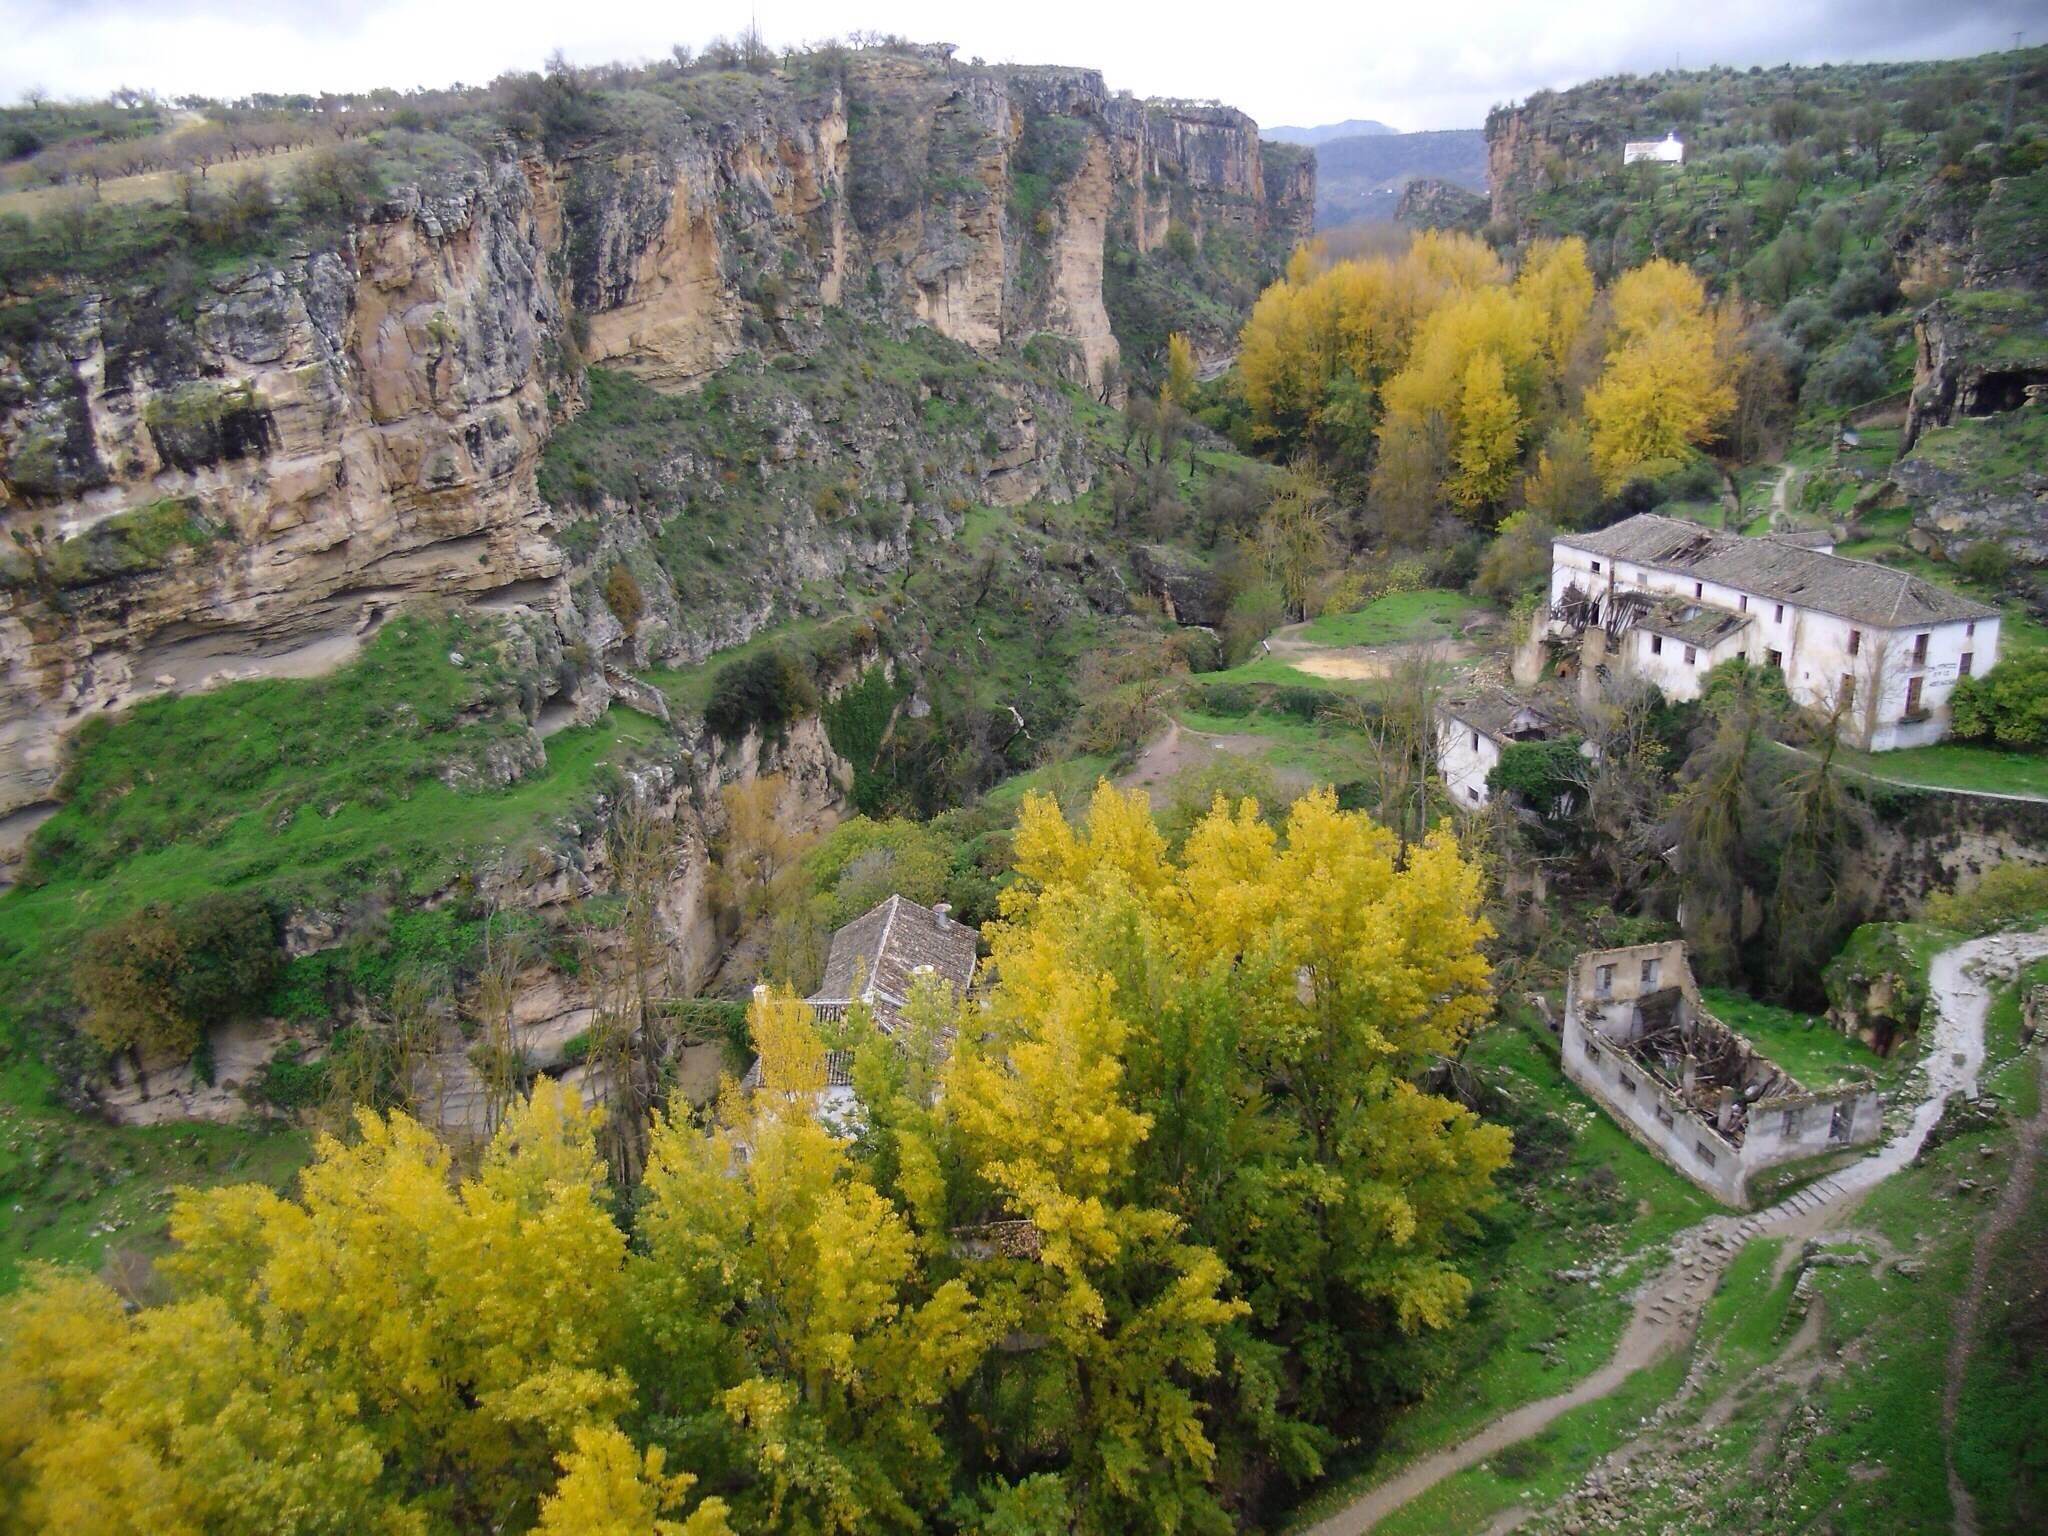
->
xmin=1483 ymin=96 xmax=1612 ymax=226
xmin=0 ymin=159 xmax=566 ymax=818
xmin=1395 ymin=176 xmax=1490 ymax=231
xmin=1892 ymin=296 xmax=2048 ymax=564
xmin=0 ymin=52 xmax=1312 ymax=819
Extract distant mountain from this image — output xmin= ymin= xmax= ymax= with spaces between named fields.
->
xmin=1310 ymin=129 xmax=1488 ymax=228
xmin=1262 ymin=118 xmax=1397 ymax=146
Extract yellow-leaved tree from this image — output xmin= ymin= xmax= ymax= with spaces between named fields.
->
xmin=1 ymin=1080 xmax=646 ymax=1534
xmin=1448 ymin=349 xmax=1525 ymax=508
xmin=625 ymin=986 xmax=990 ymax=1534
xmin=1163 ymin=331 xmax=1197 ymax=410
xmin=1583 ymin=257 xmax=1737 ymax=488
xmin=976 ymin=784 xmax=1510 ymax=1479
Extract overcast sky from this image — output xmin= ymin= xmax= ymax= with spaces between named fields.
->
xmin=4 ymin=1 xmax=2038 ymax=132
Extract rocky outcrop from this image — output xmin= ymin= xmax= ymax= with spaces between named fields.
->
xmin=1901 ymin=295 xmax=2048 ymax=450
xmin=1483 ymin=96 xmax=1611 ymax=226
xmin=1395 ymin=176 xmax=1490 ymax=231
xmin=1131 ymin=542 xmax=1225 ymax=626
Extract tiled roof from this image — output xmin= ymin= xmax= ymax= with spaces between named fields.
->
xmin=1560 ymin=514 xmax=1998 ymax=627
xmin=809 ymin=894 xmax=978 ymax=1030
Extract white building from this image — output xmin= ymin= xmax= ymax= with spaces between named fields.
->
xmin=1623 ymin=131 xmax=1686 ymax=165
xmin=1436 ymin=691 xmax=1565 ymax=811
xmin=1549 ymin=513 xmax=2000 ymax=751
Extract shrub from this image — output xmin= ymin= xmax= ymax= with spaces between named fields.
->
xmin=602 ymin=562 xmax=644 ymax=631
xmin=1489 ymin=736 xmax=1587 ymax=812
xmin=1924 ymin=863 xmax=2048 ymax=931
xmin=1956 ymin=540 xmax=2013 ymax=589
xmin=73 ymin=890 xmax=282 ymax=1056
xmin=704 ymin=646 xmax=819 ymax=738
xmin=1949 ymin=654 xmax=2048 ymax=748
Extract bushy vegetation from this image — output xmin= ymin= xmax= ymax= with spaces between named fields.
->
xmin=1950 ymin=652 xmax=2048 ymax=748
xmin=73 ymin=892 xmax=281 ymax=1057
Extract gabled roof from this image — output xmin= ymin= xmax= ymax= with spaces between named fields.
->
xmin=810 ymin=894 xmax=978 ymax=1029
xmin=1558 ymin=514 xmax=1998 ymax=628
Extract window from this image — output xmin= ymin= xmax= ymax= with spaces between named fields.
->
xmin=1913 ymin=632 xmax=1929 ymax=664
xmin=1595 ymin=964 xmax=1615 ymax=996
xmin=1841 ymin=673 xmax=1855 ymax=707
xmin=1684 ymin=645 xmax=1698 ymax=665
xmin=1591 ymin=560 xmax=1602 ymax=574
xmin=1906 ymin=675 xmax=1924 ymax=716
xmin=1780 ymin=1107 xmax=1802 ymax=1137
xmin=1967 ymin=621 xmax=1976 ymax=638
xmin=1694 ymin=581 xmax=1703 ymax=599
xmin=1584 ymin=1039 xmax=1602 ymax=1063
xmin=1960 ymin=651 xmax=1974 ymax=677
xmin=1775 ymin=604 xmax=1784 ymax=623
xmin=1849 ymin=628 xmax=1862 ymax=656
xmin=1619 ymin=1073 xmax=1637 ymax=1095
xmin=1694 ymin=1140 xmax=1718 ymax=1168
xmin=1739 ymin=595 xmax=1749 ymax=613
xmin=1650 ymin=634 xmax=1664 ymax=656
xmin=1471 ymin=730 xmax=1481 ymax=751
xmin=1640 ymin=957 xmax=1660 ymax=986
xmin=1829 ymin=1102 xmax=1855 ymax=1142
xmin=1654 ymin=1102 xmax=1675 ymax=1128
xmin=1767 ymin=648 xmax=1783 ymax=669
xmin=1467 ymin=786 xmax=1480 ymax=802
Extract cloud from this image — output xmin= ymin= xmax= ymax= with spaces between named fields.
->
xmin=1 ymin=0 xmax=2035 ymax=132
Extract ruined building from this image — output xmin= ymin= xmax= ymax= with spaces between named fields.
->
xmin=1562 ymin=940 xmax=1882 ymax=1205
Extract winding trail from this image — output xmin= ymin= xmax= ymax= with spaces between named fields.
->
xmin=1308 ymin=928 xmax=2048 ymax=1536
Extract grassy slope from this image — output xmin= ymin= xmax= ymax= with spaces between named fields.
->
xmin=0 ymin=613 xmax=668 ymax=1291
xmin=1296 ymin=590 xmax=1484 ymax=648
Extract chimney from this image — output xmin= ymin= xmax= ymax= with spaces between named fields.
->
xmin=932 ymin=902 xmax=952 ymax=921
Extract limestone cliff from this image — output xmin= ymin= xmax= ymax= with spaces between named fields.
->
xmin=0 ymin=49 xmax=1309 ymax=820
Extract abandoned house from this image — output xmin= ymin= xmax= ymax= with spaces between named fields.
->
xmin=1548 ymin=513 xmax=2000 ymax=750
xmin=1622 ymin=131 xmax=1686 ymax=165
xmin=743 ymin=893 xmax=979 ymax=1123
xmin=1435 ymin=690 xmax=1570 ymax=812
xmin=1562 ymin=940 xmax=1882 ymax=1206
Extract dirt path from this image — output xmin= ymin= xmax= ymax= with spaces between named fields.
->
xmin=1308 ymin=928 xmax=2048 ymax=1535
xmin=1117 ymin=720 xmax=1300 ymax=804
xmin=1942 ymin=1035 xmax=2047 ymax=1535
xmin=1769 ymin=464 xmax=1802 ymax=530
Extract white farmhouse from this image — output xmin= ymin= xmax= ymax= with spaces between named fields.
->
xmin=1436 ymin=691 xmax=1564 ymax=810
xmin=1548 ymin=513 xmax=2000 ymax=750
xmin=1623 ymin=131 xmax=1685 ymax=165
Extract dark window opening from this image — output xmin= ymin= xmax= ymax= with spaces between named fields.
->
xmin=1960 ymin=651 xmax=1974 ymax=677
xmin=1849 ymin=629 xmax=1862 ymax=656
xmin=1913 ymin=632 xmax=1929 ymax=664
xmin=1767 ymin=648 xmax=1783 ymax=669
xmin=1774 ymin=604 xmax=1784 ymax=623
xmin=1905 ymin=675 xmax=1925 ymax=717
xmin=1695 ymin=1140 xmax=1718 ymax=1167
xmin=1651 ymin=634 xmax=1664 ymax=656
xmin=1684 ymin=645 xmax=1698 ymax=665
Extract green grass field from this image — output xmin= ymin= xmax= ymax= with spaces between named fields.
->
xmin=1831 ymin=741 xmax=2048 ymax=799
xmin=1297 ymin=589 xmax=1485 ymax=648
